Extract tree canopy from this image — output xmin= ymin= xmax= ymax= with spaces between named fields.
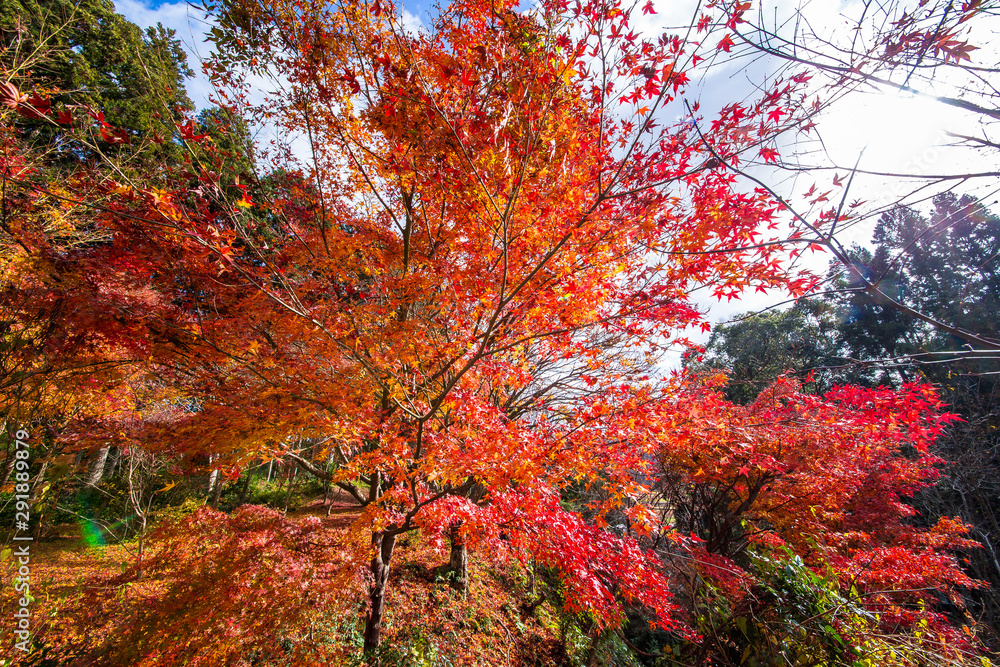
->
xmin=1 ymin=0 xmax=997 ymax=664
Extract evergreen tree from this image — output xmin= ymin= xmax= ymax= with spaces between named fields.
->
xmin=690 ymin=301 xmax=841 ymax=403
xmin=1 ymin=0 xmax=194 ymax=167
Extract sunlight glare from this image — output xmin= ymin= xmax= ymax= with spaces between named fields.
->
xmin=820 ymin=90 xmax=954 ymax=180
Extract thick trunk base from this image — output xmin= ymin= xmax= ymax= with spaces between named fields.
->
xmin=363 ymin=530 xmax=397 ymax=658
xmin=447 ymin=524 xmax=468 ymax=595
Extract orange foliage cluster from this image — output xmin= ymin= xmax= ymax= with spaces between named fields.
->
xmin=0 ymin=0 xmax=992 ymax=661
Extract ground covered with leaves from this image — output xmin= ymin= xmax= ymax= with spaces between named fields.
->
xmin=0 ymin=498 xmax=578 ymax=667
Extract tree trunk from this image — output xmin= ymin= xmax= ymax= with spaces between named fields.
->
xmin=363 ymin=530 xmax=397 ymax=657
xmin=237 ymin=467 xmax=253 ymax=506
xmin=106 ymin=447 xmax=121 ymax=478
xmin=125 ymin=452 xmax=147 ymax=579
xmin=283 ymin=465 xmax=296 ymax=513
xmin=2 ymin=456 xmax=14 ymax=486
xmin=210 ymin=474 xmax=224 ymax=508
xmin=206 ymin=454 xmax=219 ymax=504
xmin=86 ymin=447 xmax=110 ymax=487
xmin=447 ymin=521 xmax=468 ymax=595
xmin=586 ymin=629 xmax=601 ymax=667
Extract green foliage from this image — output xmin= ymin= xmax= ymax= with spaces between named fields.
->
xmin=49 ymin=464 xmax=164 ymax=540
xmin=194 ymin=106 xmax=256 ymax=181
xmin=355 ymin=630 xmax=456 ymax=667
xmin=696 ymin=552 xmax=859 ymax=667
xmin=647 ymin=548 xmax=985 ymax=667
xmin=695 ymin=193 xmax=1000 ymax=396
xmin=151 ymin=495 xmax=205 ymax=524
xmin=813 ymin=193 xmax=1000 ymax=388
xmin=690 ymin=301 xmax=840 ymax=403
xmin=0 ymin=0 xmax=194 ymax=168
xmin=235 ymin=471 xmax=326 ymax=510
xmin=841 ymin=193 xmax=1000 ymax=361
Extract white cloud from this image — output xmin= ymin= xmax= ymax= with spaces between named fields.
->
xmin=400 ymin=8 xmax=426 ymax=35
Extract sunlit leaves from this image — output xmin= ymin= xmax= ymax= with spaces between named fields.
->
xmin=653 ymin=375 xmax=980 ymax=646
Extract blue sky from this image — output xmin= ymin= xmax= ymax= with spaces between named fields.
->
xmin=113 ymin=0 xmax=997 ymax=355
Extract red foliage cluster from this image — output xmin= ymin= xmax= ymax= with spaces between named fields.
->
xmin=652 ymin=376 xmax=980 ymax=639
xmin=0 ymin=0 xmax=990 ymax=660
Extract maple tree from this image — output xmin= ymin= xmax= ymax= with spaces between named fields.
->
xmin=657 ymin=376 xmax=974 ymax=595
xmin=699 ymin=0 xmax=1000 ymax=352
xmin=630 ymin=374 xmax=982 ymax=665
xmin=0 ymin=0 xmax=205 ymax=511
xmin=699 ymin=193 xmax=1000 ymax=644
xmin=178 ymin=0 xmax=827 ymax=651
xmin=0 ymin=0 xmax=996 ymax=663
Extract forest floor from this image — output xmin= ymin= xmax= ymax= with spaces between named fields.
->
xmin=0 ymin=493 xmax=575 ymax=667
